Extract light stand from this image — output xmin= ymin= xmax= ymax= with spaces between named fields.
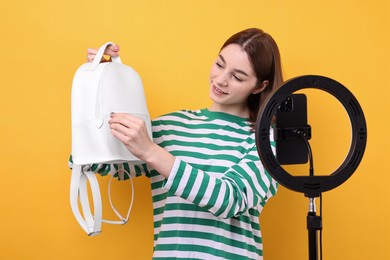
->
xmin=299 ymin=131 xmax=322 ymax=260
xmin=307 ymin=197 xmax=321 ymax=260
xmin=255 ymin=75 xmax=367 ymax=260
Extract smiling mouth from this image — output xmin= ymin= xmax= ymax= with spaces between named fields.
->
xmin=213 ymin=85 xmax=228 ymax=95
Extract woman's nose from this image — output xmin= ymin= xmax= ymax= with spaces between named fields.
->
xmin=215 ymin=72 xmax=228 ymax=86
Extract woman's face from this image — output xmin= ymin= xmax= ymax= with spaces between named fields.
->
xmin=209 ymin=44 xmax=261 ymax=117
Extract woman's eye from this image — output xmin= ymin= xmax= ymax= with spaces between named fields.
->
xmin=233 ymin=75 xmax=243 ymax=82
xmin=216 ymin=62 xmax=223 ymax=68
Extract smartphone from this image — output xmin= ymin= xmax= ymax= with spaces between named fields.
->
xmin=275 ymin=93 xmax=311 ymax=165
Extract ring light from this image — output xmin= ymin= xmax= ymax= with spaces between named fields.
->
xmin=256 ymin=75 xmax=367 ymax=197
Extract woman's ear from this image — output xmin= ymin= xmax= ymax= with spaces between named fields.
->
xmin=252 ymin=80 xmax=269 ymax=95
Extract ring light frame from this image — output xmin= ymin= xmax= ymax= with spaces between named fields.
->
xmin=256 ymin=75 xmax=367 ymax=197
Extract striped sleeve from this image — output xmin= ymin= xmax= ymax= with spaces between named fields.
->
xmin=68 ymin=154 xmax=147 ymax=180
xmin=163 ymin=145 xmax=277 ymax=219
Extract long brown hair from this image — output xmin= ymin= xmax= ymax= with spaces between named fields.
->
xmin=220 ymin=28 xmax=284 ymax=129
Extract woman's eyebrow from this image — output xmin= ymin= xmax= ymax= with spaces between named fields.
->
xmin=218 ymin=54 xmax=226 ymax=63
xmin=218 ymin=54 xmax=249 ymax=77
xmin=234 ymin=68 xmax=249 ymax=77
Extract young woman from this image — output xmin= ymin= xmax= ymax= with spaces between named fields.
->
xmin=77 ymin=28 xmax=284 ymax=259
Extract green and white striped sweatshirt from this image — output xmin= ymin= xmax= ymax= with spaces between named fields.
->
xmin=72 ymin=109 xmax=277 ymax=259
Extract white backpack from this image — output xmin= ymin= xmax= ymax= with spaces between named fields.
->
xmin=70 ymin=42 xmax=152 ymax=236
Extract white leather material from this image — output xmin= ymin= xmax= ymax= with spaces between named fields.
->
xmin=70 ymin=165 xmax=134 ymax=236
xmin=71 ymin=42 xmax=152 ymax=165
xmin=70 ymin=166 xmax=102 ymax=236
xmin=102 ymin=164 xmax=134 ymax=225
xmin=70 ymin=42 xmax=144 ymax=235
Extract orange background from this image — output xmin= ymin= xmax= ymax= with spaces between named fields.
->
xmin=1 ymin=0 xmax=389 ymax=259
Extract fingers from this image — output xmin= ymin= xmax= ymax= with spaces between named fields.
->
xmin=109 ymin=113 xmax=142 ymax=127
xmin=105 ymin=44 xmax=120 ymax=57
xmin=108 ymin=113 xmax=152 ymax=160
xmin=86 ymin=43 xmax=120 ymax=62
xmin=87 ymin=48 xmax=97 ymax=62
xmin=110 ymin=122 xmax=132 ymax=143
xmin=108 ymin=113 xmax=145 ymax=138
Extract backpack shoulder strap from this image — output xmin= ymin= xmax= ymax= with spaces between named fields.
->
xmin=70 ymin=165 xmax=102 ymax=236
xmin=102 ymin=164 xmax=134 ymax=225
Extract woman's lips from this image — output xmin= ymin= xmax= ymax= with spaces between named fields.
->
xmin=213 ymin=85 xmax=228 ymax=95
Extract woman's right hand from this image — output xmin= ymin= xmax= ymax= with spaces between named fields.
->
xmin=87 ymin=44 xmax=120 ymax=62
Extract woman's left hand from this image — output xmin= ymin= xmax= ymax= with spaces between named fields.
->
xmin=108 ymin=113 xmax=154 ymax=161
